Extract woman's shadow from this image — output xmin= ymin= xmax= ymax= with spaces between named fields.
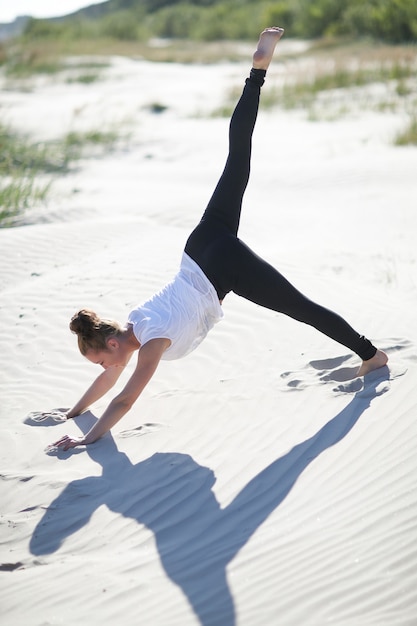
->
xmin=30 ymin=369 xmax=390 ymax=626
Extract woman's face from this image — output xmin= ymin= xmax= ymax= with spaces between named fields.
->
xmin=86 ymin=349 xmax=118 ymax=369
xmin=85 ymin=338 xmax=125 ymax=369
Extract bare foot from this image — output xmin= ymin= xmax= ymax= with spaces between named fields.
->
xmin=357 ymin=349 xmax=389 ymax=377
xmin=253 ymin=27 xmax=285 ymax=70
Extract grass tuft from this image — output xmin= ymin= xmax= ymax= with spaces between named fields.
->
xmin=66 ymin=73 xmax=102 ymax=84
xmin=0 ymin=122 xmax=126 ymax=227
xmin=395 ymin=116 xmax=417 ymax=145
xmin=0 ymin=178 xmax=51 ymax=225
xmin=279 ymin=61 xmax=415 ymax=111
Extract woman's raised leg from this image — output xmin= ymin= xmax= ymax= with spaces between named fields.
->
xmin=189 ymin=28 xmax=284 ymax=238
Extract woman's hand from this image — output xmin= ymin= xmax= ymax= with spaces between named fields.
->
xmin=52 ymin=434 xmax=86 ymax=451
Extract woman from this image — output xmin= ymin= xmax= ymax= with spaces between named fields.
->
xmin=53 ymin=27 xmax=387 ymax=451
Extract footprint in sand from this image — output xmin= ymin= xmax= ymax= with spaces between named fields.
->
xmin=118 ymin=422 xmax=167 ymax=438
xmin=25 ymin=409 xmax=69 ymax=426
xmin=280 ymin=339 xmax=411 ymax=396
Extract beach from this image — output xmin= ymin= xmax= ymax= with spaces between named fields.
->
xmin=1 ymin=45 xmax=417 ymax=625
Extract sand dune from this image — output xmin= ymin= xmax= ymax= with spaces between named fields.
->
xmin=1 ymin=53 xmax=416 ymax=625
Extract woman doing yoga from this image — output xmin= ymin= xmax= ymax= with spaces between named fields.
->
xmin=53 ymin=27 xmax=388 ymax=451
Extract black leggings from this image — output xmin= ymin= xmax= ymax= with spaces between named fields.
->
xmin=185 ymin=71 xmax=377 ymax=361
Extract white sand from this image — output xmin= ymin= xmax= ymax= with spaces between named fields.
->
xmin=1 ymin=49 xmax=417 ymax=626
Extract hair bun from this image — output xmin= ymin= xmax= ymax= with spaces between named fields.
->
xmin=69 ymin=309 xmax=121 ymax=355
xmin=69 ymin=309 xmax=100 ymax=338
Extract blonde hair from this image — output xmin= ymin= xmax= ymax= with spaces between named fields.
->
xmin=70 ymin=309 xmax=122 ymax=355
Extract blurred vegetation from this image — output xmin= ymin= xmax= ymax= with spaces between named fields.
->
xmin=1 ymin=0 xmax=416 ymax=225
xmin=2 ymin=0 xmax=416 ymax=44
xmin=0 ymin=0 xmax=415 ymax=75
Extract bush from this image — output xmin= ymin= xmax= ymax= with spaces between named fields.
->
xmin=344 ymin=0 xmax=417 ymax=43
xmin=149 ymin=4 xmax=203 ymax=38
xmin=262 ymin=2 xmax=297 ymax=32
xmin=101 ymin=11 xmax=142 ymax=40
xmin=295 ymin=0 xmax=348 ymax=38
xmin=23 ymin=18 xmax=68 ymax=39
xmin=379 ymin=0 xmax=417 ymax=31
xmin=200 ymin=4 xmax=263 ymax=40
xmin=150 ymin=1 xmax=266 ymax=41
xmin=294 ymin=0 xmax=417 ymax=41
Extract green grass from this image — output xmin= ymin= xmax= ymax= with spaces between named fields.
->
xmin=3 ymin=48 xmax=64 ymax=78
xmin=279 ymin=61 xmax=415 ymax=110
xmin=0 ymin=38 xmax=255 ymax=79
xmin=1 ymin=43 xmax=111 ymax=80
xmin=63 ymin=129 xmax=119 ymax=148
xmin=395 ymin=116 xmax=417 ymax=145
xmin=0 ymin=179 xmax=51 ymax=225
xmin=66 ymin=73 xmax=102 ymax=84
xmin=63 ymin=61 xmax=110 ymax=84
xmin=0 ymin=124 xmax=69 ymax=174
xmin=0 ymin=124 xmax=57 ymax=226
xmin=0 ymin=123 xmax=126 ymax=227
xmin=279 ymin=58 xmax=417 ymax=133
xmin=212 ymin=45 xmax=417 ymax=146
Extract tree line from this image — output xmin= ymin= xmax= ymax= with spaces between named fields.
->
xmin=24 ymin=0 xmax=417 ymax=44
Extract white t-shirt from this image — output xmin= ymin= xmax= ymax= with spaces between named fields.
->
xmin=127 ymin=252 xmax=224 ymax=361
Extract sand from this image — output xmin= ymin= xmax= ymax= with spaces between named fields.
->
xmin=1 ymin=45 xmax=417 ymax=626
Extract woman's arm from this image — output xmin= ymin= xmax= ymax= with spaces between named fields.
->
xmin=67 ymin=365 xmax=125 ymax=419
xmin=53 ymin=338 xmax=170 ymax=450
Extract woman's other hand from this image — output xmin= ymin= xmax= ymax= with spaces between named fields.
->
xmin=51 ymin=434 xmax=86 ymax=451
